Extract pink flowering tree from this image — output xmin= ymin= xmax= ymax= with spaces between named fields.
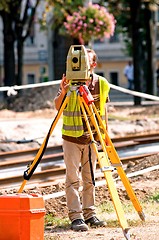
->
xmin=61 ymin=3 xmax=116 ymax=45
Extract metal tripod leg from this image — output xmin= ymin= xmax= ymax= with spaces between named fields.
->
xmin=18 ymin=95 xmax=70 ymax=193
xmin=78 ymin=96 xmax=130 ymax=239
xmin=92 ymin=103 xmax=145 ymax=221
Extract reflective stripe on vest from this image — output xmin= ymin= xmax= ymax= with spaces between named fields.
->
xmin=62 ymin=90 xmax=84 ymax=137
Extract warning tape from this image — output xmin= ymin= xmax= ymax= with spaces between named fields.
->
xmin=0 ymin=80 xmax=159 ymax=101
xmin=109 ymin=83 xmax=159 ymax=101
xmin=0 ymin=80 xmax=61 ymax=96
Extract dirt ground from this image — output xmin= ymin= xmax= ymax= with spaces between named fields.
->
xmin=34 ymin=153 xmax=159 ymax=240
xmin=0 ymin=103 xmax=159 ymax=240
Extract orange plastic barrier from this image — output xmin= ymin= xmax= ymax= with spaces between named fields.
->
xmin=0 ymin=193 xmax=45 ymax=240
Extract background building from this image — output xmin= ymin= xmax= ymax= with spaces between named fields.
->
xmin=0 ymin=3 xmax=159 ymax=89
xmin=0 ymin=2 xmax=49 ymax=86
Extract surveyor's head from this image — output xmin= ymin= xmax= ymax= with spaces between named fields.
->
xmin=86 ymin=48 xmax=97 ymax=72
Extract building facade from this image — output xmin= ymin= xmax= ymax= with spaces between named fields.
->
xmin=0 ymin=3 xmax=159 ymax=89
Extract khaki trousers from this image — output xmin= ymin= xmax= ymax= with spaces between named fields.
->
xmin=63 ymin=139 xmax=97 ymax=222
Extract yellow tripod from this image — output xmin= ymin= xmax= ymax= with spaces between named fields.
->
xmin=18 ymin=84 xmax=145 ymax=240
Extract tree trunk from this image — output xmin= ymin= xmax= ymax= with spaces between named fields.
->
xmin=53 ymin=28 xmax=74 ymax=80
xmin=16 ymin=39 xmax=24 ymax=86
xmin=144 ymin=3 xmax=155 ymax=95
xmin=2 ymin=12 xmax=15 ymax=87
xmin=130 ymin=0 xmax=142 ymax=105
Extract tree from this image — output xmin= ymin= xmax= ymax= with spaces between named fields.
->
xmin=42 ymin=1 xmax=116 ymax=79
xmin=0 ymin=0 xmax=40 ymax=87
xmin=41 ymin=0 xmax=85 ymax=79
xmin=43 ymin=0 xmax=158 ymax=104
xmin=0 ymin=2 xmax=16 ymax=87
xmin=104 ymin=0 xmax=158 ymax=105
xmin=15 ymin=0 xmax=40 ymax=86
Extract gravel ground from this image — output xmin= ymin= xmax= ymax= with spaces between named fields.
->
xmin=0 ymin=103 xmax=159 ymax=240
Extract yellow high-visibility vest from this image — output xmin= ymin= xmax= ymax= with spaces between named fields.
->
xmin=62 ymin=89 xmax=84 ymax=137
xmin=62 ymin=76 xmax=110 ymax=137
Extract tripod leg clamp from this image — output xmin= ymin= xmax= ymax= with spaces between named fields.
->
xmin=100 ymin=166 xmax=115 ymax=172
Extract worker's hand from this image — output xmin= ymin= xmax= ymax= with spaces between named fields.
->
xmin=60 ymin=74 xmax=70 ymax=94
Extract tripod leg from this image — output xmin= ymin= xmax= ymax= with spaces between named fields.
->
xmin=106 ymin=144 xmax=145 ymax=221
xmin=78 ymin=96 xmax=130 ymax=236
xmin=92 ymin=103 xmax=145 ymax=221
xmin=18 ymin=95 xmax=70 ymax=193
xmin=98 ymin=152 xmax=130 ymax=236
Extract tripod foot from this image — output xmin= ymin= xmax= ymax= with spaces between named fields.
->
xmin=123 ymin=228 xmax=130 ymax=240
xmin=138 ymin=211 xmax=146 ymax=221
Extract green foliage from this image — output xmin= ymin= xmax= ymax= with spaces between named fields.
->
xmin=44 ymin=191 xmax=159 ymax=230
xmin=45 ymin=0 xmax=84 ymax=26
xmin=97 ymin=201 xmax=115 ymax=214
xmin=149 ymin=192 xmax=159 ymax=202
xmin=42 ymin=1 xmax=116 ymax=44
xmin=0 ymin=0 xmax=21 ymax=12
xmin=0 ymin=0 xmax=10 ymax=12
xmin=104 ymin=0 xmax=159 ymax=56
xmin=45 ymin=214 xmax=70 ymax=228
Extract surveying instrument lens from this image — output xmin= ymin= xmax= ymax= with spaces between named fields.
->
xmin=72 ymin=57 xmax=78 ymax=63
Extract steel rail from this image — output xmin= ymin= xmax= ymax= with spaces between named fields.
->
xmin=0 ymin=152 xmax=158 ymax=191
xmin=0 ymin=151 xmax=158 ymax=191
xmin=0 ymin=133 xmax=158 ymax=190
xmin=1 ymin=132 xmax=159 ymax=162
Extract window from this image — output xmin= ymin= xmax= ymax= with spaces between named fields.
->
xmin=27 ymin=74 xmax=35 ymax=84
xmin=96 ymin=72 xmax=104 ymax=77
xmin=109 ymin=72 xmax=119 ymax=85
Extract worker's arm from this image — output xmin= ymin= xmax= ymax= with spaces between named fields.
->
xmin=54 ymin=74 xmax=70 ymax=110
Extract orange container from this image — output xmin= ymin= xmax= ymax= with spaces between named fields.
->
xmin=0 ymin=193 xmax=45 ymax=240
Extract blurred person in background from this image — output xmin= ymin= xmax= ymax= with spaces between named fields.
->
xmin=124 ymin=61 xmax=134 ymax=90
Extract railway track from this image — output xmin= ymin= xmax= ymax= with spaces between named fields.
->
xmin=0 ymin=132 xmax=159 ymax=191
